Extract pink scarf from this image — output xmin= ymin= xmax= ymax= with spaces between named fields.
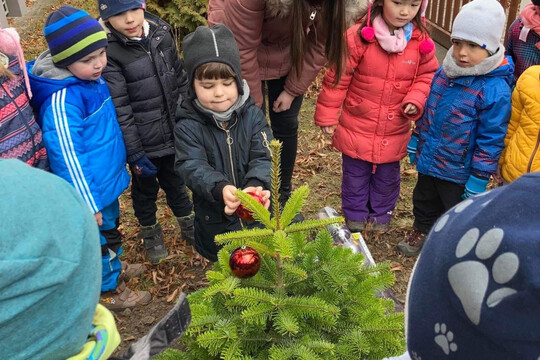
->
xmin=373 ymin=15 xmax=409 ymax=53
xmin=520 ymin=4 xmax=540 ymax=49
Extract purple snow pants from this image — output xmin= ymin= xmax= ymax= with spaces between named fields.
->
xmin=341 ymin=154 xmax=401 ymax=225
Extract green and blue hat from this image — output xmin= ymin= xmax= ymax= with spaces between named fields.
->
xmin=44 ymin=5 xmax=107 ymax=67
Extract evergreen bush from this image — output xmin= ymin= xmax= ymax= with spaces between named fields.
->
xmin=146 ymin=0 xmax=208 ymax=50
xmin=157 ymin=140 xmax=405 ymax=359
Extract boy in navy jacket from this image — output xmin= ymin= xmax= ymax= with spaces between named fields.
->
xmin=99 ymin=0 xmax=194 ymax=264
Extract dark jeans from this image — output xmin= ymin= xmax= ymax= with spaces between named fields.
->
xmin=261 ymin=76 xmax=304 ymax=193
xmin=131 ymin=154 xmax=193 ymax=226
xmin=412 ymin=174 xmax=464 ymax=234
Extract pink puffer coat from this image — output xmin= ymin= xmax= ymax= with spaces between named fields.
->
xmin=207 ymin=0 xmax=366 ymax=107
xmin=315 ymin=23 xmax=438 ymax=164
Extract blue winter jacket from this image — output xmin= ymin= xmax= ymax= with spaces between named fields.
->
xmin=415 ymin=57 xmax=514 ymax=183
xmin=27 ymin=57 xmax=129 ymax=213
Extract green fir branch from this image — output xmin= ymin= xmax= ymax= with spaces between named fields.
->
xmin=215 ymin=228 xmax=274 ymax=245
xmin=283 ymin=217 xmax=343 ymax=234
xmin=279 ymin=185 xmax=309 ymax=228
xmin=269 ymin=139 xmax=283 ymax=227
xmin=234 ymin=189 xmax=273 ymax=228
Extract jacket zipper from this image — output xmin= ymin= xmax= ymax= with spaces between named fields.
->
xmin=526 ymin=128 xmax=540 ymax=173
xmin=215 ymin=115 xmax=239 ymax=187
xmin=159 ymin=50 xmax=171 ymax=71
xmin=225 ymin=128 xmax=237 ymax=186
xmin=260 ymin=130 xmax=270 ymax=155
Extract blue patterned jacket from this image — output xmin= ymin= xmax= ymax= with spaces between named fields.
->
xmin=415 ymin=57 xmax=514 ymax=184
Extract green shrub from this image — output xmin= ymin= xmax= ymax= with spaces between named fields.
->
xmin=147 ymin=0 xmax=208 ymax=51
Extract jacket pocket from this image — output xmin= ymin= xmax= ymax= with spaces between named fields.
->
xmin=343 ymin=97 xmax=370 ymax=117
xmin=134 ymin=110 xmax=163 ymax=146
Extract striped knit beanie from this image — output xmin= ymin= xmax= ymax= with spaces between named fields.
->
xmin=44 ymin=6 xmax=108 ymax=68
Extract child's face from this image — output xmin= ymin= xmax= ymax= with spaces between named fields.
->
xmin=67 ymin=47 xmax=107 ymax=81
xmin=194 ymin=77 xmax=239 ymax=112
xmin=107 ymin=8 xmax=145 ymax=38
xmin=535 ymin=5 xmax=540 ymax=16
xmin=452 ymin=39 xmax=489 ymax=67
xmin=381 ymin=0 xmax=422 ymax=32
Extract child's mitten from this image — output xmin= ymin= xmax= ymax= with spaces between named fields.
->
xmin=407 ymin=135 xmax=418 ymax=164
xmin=462 ymin=175 xmax=489 ymax=199
xmin=131 ymin=155 xmax=157 ymax=177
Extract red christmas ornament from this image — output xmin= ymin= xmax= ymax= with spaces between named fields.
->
xmin=235 ymin=192 xmax=265 ymax=222
xmin=229 ymin=246 xmax=261 ymax=278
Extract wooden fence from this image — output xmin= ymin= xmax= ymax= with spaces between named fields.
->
xmin=1 ymin=0 xmax=26 ymax=28
xmin=426 ymin=0 xmax=522 ymax=47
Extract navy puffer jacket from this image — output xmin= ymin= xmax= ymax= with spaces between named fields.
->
xmin=174 ymin=97 xmax=272 ymax=261
xmin=102 ymin=12 xmax=189 ymax=162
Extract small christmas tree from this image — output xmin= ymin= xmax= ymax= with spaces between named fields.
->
xmin=159 ymin=140 xmax=405 ymax=360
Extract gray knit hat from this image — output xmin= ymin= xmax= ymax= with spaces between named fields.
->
xmin=182 ymin=24 xmax=244 ymax=95
xmin=451 ymin=0 xmax=506 ymax=55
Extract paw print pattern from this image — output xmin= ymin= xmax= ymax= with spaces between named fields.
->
xmin=410 ymin=351 xmax=422 ymax=360
xmin=434 ymin=323 xmax=458 ymax=355
xmin=448 ymin=228 xmax=520 ymax=325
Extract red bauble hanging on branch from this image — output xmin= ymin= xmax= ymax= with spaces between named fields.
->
xmin=229 ymin=246 xmax=261 ymax=278
xmin=235 ymin=192 xmax=265 ymax=222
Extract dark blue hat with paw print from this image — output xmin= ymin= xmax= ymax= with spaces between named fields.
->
xmin=98 ymin=0 xmax=146 ymax=20
xmin=406 ymin=173 xmax=540 ymax=360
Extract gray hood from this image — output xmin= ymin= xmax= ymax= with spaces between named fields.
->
xmin=32 ymin=50 xmax=73 ymax=80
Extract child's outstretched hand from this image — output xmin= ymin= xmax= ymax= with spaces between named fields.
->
xmin=403 ymin=103 xmax=418 ymax=115
xmin=94 ymin=211 xmax=103 ymax=226
xmin=223 ymin=185 xmax=240 ymax=215
xmin=243 ymin=186 xmax=271 ymax=209
xmin=321 ymin=126 xmax=336 ymax=135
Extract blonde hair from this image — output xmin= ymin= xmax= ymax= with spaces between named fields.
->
xmin=0 ymin=61 xmax=14 ymax=79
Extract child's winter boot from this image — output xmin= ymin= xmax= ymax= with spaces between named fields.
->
xmin=176 ymin=213 xmax=195 ymax=245
xmin=100 ymin=280 xmax=152 ymax=311
xmin=120 ymin=260 xmax=146 ymax=282
xmin=396 ymin=229 xmax=426 ymax=257
xmin=140 ymin=222 xmax=168 ymax=265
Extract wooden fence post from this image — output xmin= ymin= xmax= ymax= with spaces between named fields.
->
xmin=5 ymin=0 xmax=26 ymax=17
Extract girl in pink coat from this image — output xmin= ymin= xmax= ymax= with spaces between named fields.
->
xmin=315 ymin=0 xmax=438 ymax=232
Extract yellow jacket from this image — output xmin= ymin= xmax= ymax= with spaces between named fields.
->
xmin=500 ymin=65 xmax=540 ymax=182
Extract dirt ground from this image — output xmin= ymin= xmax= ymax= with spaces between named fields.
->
xmin=11 ymin=1 xmax=418 ymax=356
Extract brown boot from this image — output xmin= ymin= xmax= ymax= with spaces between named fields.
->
xmin=120 ymin=261 xmax=146 ymax=280
xmin=345 ymin=218 xmax=366 ymax=232
xmin=396 ymin=229 xmax=426 ymax=257
xmin=100 ymin=281 xmax=152 ymax=311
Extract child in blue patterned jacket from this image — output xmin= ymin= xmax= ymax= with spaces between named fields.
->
xmin=398 ymin=0 xmax=514 ymax=257
xmin=28 ymin=6 xmax=150 ymax=310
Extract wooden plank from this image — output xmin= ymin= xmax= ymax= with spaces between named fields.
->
xmin=427 ymin=0 xmax=522 ymax=49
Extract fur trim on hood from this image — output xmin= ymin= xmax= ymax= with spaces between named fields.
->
xmin=266 ymin=0 xmax=367 ymax=26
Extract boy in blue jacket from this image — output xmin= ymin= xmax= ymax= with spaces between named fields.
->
xmin=398 ymin=0 xmax=513 ymax=257
xmin=28 ymin=6 xmax=150 ymax=309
